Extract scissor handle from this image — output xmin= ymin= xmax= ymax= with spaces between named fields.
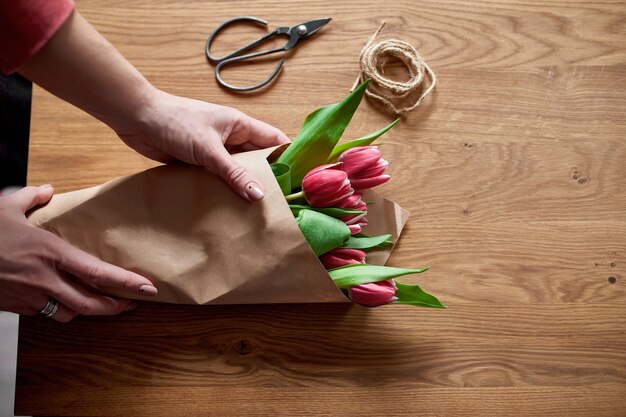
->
xmin=206 ymin=16 xmax=281 ymax=63
xmin=206 ymin=16 xmax=295 ymax=91
xmin=215 ymin=52 xmax=286 ymax=92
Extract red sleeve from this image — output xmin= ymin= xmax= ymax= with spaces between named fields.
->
xmin=0 ymin=0 xmax=75 ymax=74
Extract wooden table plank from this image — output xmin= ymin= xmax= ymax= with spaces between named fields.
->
xmin=16 ymin=387 xmax=626 ymax=417
xmin=16 ymin=304 xmax=626 ymax=387
xmin=17 ymin=0 xmax=626 ymax=415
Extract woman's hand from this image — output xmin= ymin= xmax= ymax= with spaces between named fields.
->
xmin=115 ymin=90 xmax=290 ymax=202
xmin=18 ymin=11 xmax=290 ymax=203
xmin=0 ymin=185 xmax=158 ymax=322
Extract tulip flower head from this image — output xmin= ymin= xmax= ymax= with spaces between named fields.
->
xmin=344 ymin=218 xmax=368 ymax=235
xmin=338 ymin=146 xmax=390 ymax=190
xmin=319 ymin=248 xmax=366 ymax=270
xmin=302 ymin=163 xmax=354 ymax=207
xmin=348 ymin=279 xmax=398 ymax=307
xmin=338 ymin=192 xmax=368 ymax=235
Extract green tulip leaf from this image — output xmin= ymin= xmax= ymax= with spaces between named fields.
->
xmin=393 ymin=282 xmax=447 ymax=308
xmin=327 ymin=118 xmax=400 ymax=162
xmin=276 ymin=80 xmax=370 ymax=188
xmin=295 ymin=209 xmax=351 ymax=256
xmin=289 ymin=204 xmax=364 ymax=219
xmin=342 ymin=234 xmax=393 ymax=250
xmin=270 ymin=163 xmax=291 ymax=195
xmin=354 ymin=233 xmax=393 ymax=249
xmin=328 ymin=264 xmax=430 ymax=289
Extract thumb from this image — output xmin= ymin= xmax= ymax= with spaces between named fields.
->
xmin=3 ymin=185 xmax=54 ymax=213
xmin=240 ymin=115 xmax=291 ymax=147
xmin=210 ymin=146 xmax=266 ymax=202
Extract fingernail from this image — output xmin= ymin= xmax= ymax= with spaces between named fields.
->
xmin=245 ymin=183 xmax=265 ymax=201
xmin=139 ymin=284 xmax=158 ymax=296
xmin=40 ymin=184 xmax=52 ymax=189
xmin=125 ymin=302 xmax=138 ymax=312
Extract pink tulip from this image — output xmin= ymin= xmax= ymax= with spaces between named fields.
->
xmin=302 ymin=163 xmax=354 ymax=207
xmin=338 ymin=146 xmax=390 ymax=190
xmin=345 ymin=219 xmax=367 ymax=235
xmin=348 ymin=279 xmax=398 ymax=307
xmin=338 ymin=192 xmax=368 ymax=235
xmin=319 ymin=248 xmax=366 ymax=269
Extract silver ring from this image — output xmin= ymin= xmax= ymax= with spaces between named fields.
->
xmin=39 ymin=298 xmax=60 ymax=317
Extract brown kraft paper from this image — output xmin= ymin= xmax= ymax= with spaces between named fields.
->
xmin=27 ymin=146 xmax=409 ymax=305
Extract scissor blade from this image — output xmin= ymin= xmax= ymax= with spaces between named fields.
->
xmin=297 ymin=18 xmax=332 ymax=39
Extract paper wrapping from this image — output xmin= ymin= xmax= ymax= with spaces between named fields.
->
xmin=27 ymin=147 xmax=409 ymax=305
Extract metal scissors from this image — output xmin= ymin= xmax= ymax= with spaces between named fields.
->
xmin=205 ymin=16 xmax=331 ymax=92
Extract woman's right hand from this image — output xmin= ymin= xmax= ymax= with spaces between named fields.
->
xmin=0 ymin=185 xmax=158 ymax=322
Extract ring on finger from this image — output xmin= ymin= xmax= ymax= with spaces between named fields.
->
xmin=39 ymin=298 xmax=60 ymax=317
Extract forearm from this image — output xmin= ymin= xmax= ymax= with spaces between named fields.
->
xmin=18 ymin=10 xmax=156 ymax=130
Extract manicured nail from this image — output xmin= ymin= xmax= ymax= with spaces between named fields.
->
xmin=125 ymin=302 xmax=138 ymax=312
xmin=139 ymin=284 xmax=158 ymax=296
xmin=245 ymin=183 xmax=265 ymax=201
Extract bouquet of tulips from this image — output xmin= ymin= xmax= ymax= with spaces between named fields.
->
xmin=27 ymin=80 xmax=444 ymax=308
xmin=266 ymin=80 xmax=444 ymax=308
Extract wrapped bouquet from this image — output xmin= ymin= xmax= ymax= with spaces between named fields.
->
xmin=268 ymin=80 xmax=443 ymax=308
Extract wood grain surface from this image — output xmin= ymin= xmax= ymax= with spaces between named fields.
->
xmin=16 ymin=0 xmax=626 ymax=416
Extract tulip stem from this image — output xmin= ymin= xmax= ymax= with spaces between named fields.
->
xmin=285 ymin=191 xmax=304 ymax=202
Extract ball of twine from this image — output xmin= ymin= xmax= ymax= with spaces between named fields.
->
xmin=352 ymin=21 xmax=436 ymax=115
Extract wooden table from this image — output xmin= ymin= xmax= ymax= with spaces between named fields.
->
xmin=16 ymin=1 xmax=626 ymax=416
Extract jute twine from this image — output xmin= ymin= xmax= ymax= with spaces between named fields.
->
xmin=352 ymin=21 xmax=436 ymax=115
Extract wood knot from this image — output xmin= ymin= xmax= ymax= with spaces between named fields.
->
xmin=608 ymin=276 xmax=617 ymax=284
xmin=571 ymin=167 xmax=587 ymax=184
xmin=234 ymin=339 xmax=253 ymax=355
xmin=463 ymin=142 xmax=474 ymax=149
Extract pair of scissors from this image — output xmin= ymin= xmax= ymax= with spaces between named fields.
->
xmin=205 ymin=16 xmax=331 ymax=92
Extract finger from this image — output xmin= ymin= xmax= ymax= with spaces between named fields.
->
xmin=28 ymin=293 xmax=78 ymax=323
xmin=31 ymin=294 xmax=76 ymax=322
xmin=224 ymin=143 xmax=262 ymax=154
xmin=0 ymin=186 xmax=23 ymax=196
xmin=4 ymin=185 xmax=54 ymax=213
xmin=3 ymin=295 xmax=42 ymax=316
xmin=49 ymin=304 xmax=78 ymax=323
xmin=230 ymin=113 xmax=290 ymax=148
xmin=236 ymin=143 xmax=263 ymax=152
xmin=224 ymin=143 xmax=268 ymax=154
xmin=13 ymin=306 xmax=40 ymax=316
xmin=209 ymin=145 xmax=266 ymax=202
xmin=50 ymin=275 xmax=136 ymax=316
xmin=45 ymin=234 xmax=158 ymax=296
